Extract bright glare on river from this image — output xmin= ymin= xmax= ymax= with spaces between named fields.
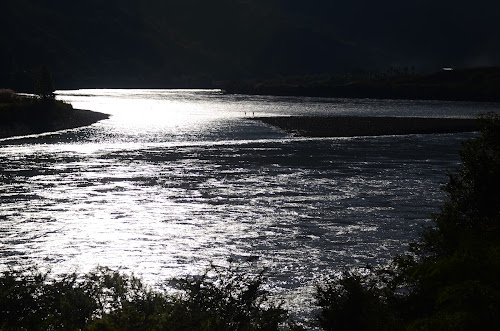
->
xmin=1 ymin=90 xmax=498 ymax=319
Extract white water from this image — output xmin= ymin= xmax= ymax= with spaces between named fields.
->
xmin=1 ymin=89 xmax=497 ymax=319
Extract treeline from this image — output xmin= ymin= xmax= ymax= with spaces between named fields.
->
xmin=223 ymin=67 xmax=500 ymax=102
xmin=1 ymin=113 xmax=499 ymax=329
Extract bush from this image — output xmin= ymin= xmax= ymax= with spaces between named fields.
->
xmin=165 ymin=263 xmax=287 ymax=330
xmin=0 ymin=264 xmax=288 ymax=331
xmin=0 ymin=89 xmax=73 ymax=130
xmin=35 ymin=66 xmax=55 ymax=99
xmin=0 ymin=89 xmax=18 ymax=103
xmin=314 ymin=269 xmax=401 ymax=331
xmin=0 ymin=266 xmax=99 ymax=330
xmin=417 ymin=112 xmax=500 ymax=256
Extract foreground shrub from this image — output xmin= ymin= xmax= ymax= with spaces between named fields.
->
xmin=0 ymin=267 xmax=99 ymax=330
xmin=315 ymin=269 xmax=401 ymax=331
xmin=34 ymin=66 xmax=55 ymax=99
xmin=0 ymin=264 xmax=288 ymax=330
xmin=0 ymin=89 xmax=19 ymax=103
xmin=165 ymin=264 xmax=287 ymax=330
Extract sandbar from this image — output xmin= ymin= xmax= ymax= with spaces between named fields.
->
xmin=252 ymin=116 xmax=479 ymax=137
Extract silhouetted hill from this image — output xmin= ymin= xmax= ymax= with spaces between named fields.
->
xmin=2 ymin=1 xmax=500 ymax=91
xmin=224 ymin=67 xmax=500 ymax=102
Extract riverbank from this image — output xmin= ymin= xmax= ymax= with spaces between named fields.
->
xmin=253 ymin=116 xmax=479 ymax=137
xmin=0 ymin=108 xmax=109 ymax=139
xmin=0 ymin=89 xmax=109 ymax=139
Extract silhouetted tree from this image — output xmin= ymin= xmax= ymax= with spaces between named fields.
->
xmin=35 ymin=65 xmax=55 ymax=99
xmin=416 ymin=112 xmax=500 ymax=256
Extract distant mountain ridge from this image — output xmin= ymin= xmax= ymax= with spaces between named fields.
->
xmin=223 ymin=67 xmax=500 ymax=102
xmin=2 ymin=1 xmax=499 ymax=91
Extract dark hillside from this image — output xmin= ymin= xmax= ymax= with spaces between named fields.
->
xmin=4 ymin=0 xmax=361 ymax=90
xmin=2 ymin=1 xmax=499 ymax=91
xmin=225 ymin=67 xmax=500 ymax=101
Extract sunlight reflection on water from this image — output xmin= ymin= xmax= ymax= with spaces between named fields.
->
xmin=1 ymin=89 xmax=496 ymax=321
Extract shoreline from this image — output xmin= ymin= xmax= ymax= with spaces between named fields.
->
xmin=0 ymin=108 xmax=109 ymax=139
xmin=252 ymin=116 xmax=479 ymax=137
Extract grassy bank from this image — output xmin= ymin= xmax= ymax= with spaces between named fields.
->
xmin=0 ymin=89 xmax=109 ymax=139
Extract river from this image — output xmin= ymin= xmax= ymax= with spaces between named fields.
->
xmin=1 ymin=89 xmax=497 ymax=319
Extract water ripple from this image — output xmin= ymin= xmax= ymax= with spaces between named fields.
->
xmin=1 ymin=89 xmax=484 ymax=321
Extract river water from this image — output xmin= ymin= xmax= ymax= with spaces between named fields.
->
xmin=0 ymin=89 xmax=497 ymax=319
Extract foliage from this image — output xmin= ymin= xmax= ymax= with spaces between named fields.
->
xmin=0 ymin=264 xmax=288 ymax=331
xmin=314 ymin=269 xmax=401 ymax=331
xmin=83 ymin=267 xmax=170 ymax=331
xmin=90 ymin=263 xmax=287 ymax=331
xmin=0 ymin=90 xmax=70 ymax=112
xmin=314 ymin=113 xmax=500 ymax=330
xmin=0 ymin=267 xmax=99 ymax=330
xmin=0 ymin=89 xmax=110 ymax=139
xmin=0 ymin=90 xmax=72 ymax=126
xmin=0 ymin=89 xmax=19 ymax=103
xmin=34 ymin=66 xmax=55 ymax=99
xmin=166 ymin=263 xmax=287 ymax=330
xmin=417 ymin=112 xmax=500 ymax=256
xmin=398 ymin=112 xmax=500 ymax=329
